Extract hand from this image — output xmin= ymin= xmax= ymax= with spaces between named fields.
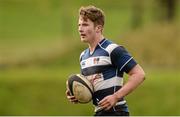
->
xmin=98 ymin=94 xmax=119 ymax=110
xmin=65 ymin=89 xmax=78 ymax=104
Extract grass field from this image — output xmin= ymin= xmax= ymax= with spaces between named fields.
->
xmin=127 ymin=68 xmax=180 ymax=116
xmin=0 ymin=67 xmax=180 ymax=115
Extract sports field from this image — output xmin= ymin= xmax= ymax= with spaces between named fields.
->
xmin=0 ymin=67 xmax=180 ymax=115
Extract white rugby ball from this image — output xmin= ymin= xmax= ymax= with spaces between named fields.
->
xmin=67 ymin=74 xmax=94 ymax=103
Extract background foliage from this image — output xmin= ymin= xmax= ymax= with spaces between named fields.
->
xmin=0 ymin=0 xmax=180 ymax=115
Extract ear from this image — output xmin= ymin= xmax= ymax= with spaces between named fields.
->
xmin=95 ymin=25 xmax=103 ymax=33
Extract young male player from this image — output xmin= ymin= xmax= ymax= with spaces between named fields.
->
xmin=66 ymin=5 xmax=145 ymax=116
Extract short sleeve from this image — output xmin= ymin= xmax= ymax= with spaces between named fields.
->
xmin=110 ymin=46 xmax=137 ymax=73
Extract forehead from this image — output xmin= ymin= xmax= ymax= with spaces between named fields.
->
xmin=78 ymin=16 xmax=93 ymax=24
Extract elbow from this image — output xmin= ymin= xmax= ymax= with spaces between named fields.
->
xmin=140 ymin=71 xmax=146 ymax=81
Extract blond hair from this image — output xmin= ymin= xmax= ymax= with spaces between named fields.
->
xmin=79 ymin=5 xmax=105 ymax=27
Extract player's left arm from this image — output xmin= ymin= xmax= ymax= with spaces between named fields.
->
xmin=114 ymin=64 xmax=145 ymax=100
xmin=99 ymin=64 xmax=145 ymax=110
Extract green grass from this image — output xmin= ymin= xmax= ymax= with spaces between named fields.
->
xmin=0 ymin=67 xmax=180 ymax=115
xmin=0 ymin=66 xmax=93 ymax=116
xmin=127 ymin=68 xmax=180 ymax=115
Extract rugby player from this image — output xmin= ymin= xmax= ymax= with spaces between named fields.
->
xmin=66 ymin=5 xmax=145 ymax=116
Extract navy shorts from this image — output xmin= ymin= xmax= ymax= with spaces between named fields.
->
xmin=94 ymin=105 xmax=129 ymax=116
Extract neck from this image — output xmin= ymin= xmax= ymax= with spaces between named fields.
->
xmin=88 ymin=35 xmax=104 ymax=52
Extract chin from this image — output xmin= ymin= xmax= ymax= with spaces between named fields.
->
xmin=81 ymin=38 xmax=88 ymax=43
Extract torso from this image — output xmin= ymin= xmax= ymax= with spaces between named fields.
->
xmin=80 ymin=38 xmax=136 ymax=111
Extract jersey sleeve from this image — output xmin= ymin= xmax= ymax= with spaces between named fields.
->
xmin=110 ymin=46 xmax=137 ymax=73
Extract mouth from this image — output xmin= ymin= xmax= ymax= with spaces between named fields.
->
xmin=80 ymin=34 xmax=86 ymax=38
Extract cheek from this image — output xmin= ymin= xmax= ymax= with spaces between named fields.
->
xmin=87 ymin=29 xmax=95 ymax=35
xmin=87 ymin=30 xmax=92 ymax=35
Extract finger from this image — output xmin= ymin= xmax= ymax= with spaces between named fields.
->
xmin=98 ymin=98 xmax=108 ymax=106
xmin=100 ymin=102 xmax=110 ymax=109
xmin=99 ymin=100 xmax=109 ymax=107
xmin=67 ymin=96 xmax=75 ymax=100
xmin=70 ymin=99 xmax=78 ymax=104
xmin=99 ymin=101 xmax=109 ymax=108
xmin=66 ymin=90 xmax=70 ymax=96
xmin=102 ymin=102 xmax=112 ymax=110
xmin=104 ymin=105 xmax=112 ymax=111
xmin=71 ymin=97 xmax=78 ymax=102
xmin=67 ymin=96 xmax=78 ymax=102
xmin=72 ymin=99 xmax=78 ymax=103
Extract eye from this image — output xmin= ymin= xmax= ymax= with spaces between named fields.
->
xmin=82 ymin=23 xmax=89 ymax=26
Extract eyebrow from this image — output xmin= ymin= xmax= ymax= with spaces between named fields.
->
xmin=78 ymin=21 xmax=89 ymax=25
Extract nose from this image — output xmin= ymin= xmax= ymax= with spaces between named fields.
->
xmin=78 ymin=25 xmax=83 ymax=33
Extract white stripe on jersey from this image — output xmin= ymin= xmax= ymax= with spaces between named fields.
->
xmin=80 ymin=56 xmax=111 ymax=69
xmin=95 ymin=100 xmax=126 ymax=112
xmin=105 ymin=43 xmax=119 ymax=54
xmin=93 ymin=76 xmax=123 ymax=92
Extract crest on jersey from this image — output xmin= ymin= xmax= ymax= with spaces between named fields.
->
xmin=93 ymin=57 xmax=100 ymax=64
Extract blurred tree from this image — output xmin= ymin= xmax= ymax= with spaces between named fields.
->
xmin=60 ymin=1 xmax=73 ymax=38
xmin=157 ymin=0 xmax=177 ymax=22
xmin=131 ymin=0 xmax=143 ymax=29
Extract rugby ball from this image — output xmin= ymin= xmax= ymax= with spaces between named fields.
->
xmin=67 ymin=74 xmax=94 ymax=103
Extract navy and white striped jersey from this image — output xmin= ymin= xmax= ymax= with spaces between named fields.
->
xmin=79 ymin=38 xmax=137 ymax=112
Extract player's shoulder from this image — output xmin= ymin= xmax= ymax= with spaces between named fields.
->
xmin=80 ymin=48 xmax=88 ymax=56
xmin=100 ymin=38 xmax=120 ymax=54
xmin=79 ymin=48 xmax=88 ymax=61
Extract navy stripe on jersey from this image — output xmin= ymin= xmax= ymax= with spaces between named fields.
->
xmin=81 ymin=65 xmax=123 ymax=79
xmin=102 ymin=67 xmax=122 ymax=80
xmin=122 ymin=59 xmax=137 ymax=73
xmin=92 ymin=86 xmax=123 ymax=105
xmin=100 ymin=39 xmax=113 ymax=48
xmin=81 ymin=65 xmax=112 ymax=76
